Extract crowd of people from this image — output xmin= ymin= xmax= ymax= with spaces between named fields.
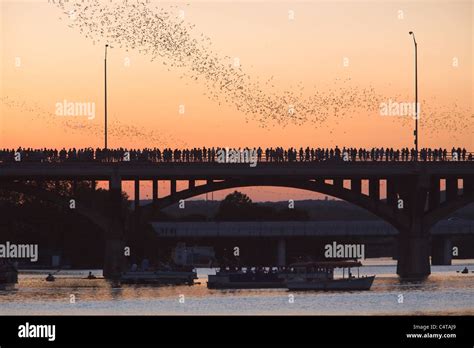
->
xmin=0 ymin=146 xmax=471 ymax=163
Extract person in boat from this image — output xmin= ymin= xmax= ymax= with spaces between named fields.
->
xmin=87 ymin=272 xmax=96 ymax=279
xmin=46 ymin=273 xmax=55 ymax=282
xmin=157 ymin=261 xmax=171 ymax=271
xmin=141 ymin=258 xmax=150 ymax=271
xmin=461 ymin=267 xmax=469 ymax=274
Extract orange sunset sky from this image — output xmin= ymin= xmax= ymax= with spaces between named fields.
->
xmin=1 ymin=0 xmax=473 ymax=201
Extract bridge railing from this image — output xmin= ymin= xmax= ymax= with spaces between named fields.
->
xmin=1 ymin=150 xmax=473 ymax=164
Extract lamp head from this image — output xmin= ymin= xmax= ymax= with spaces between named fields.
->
xmin=409 ymin=31 xmax=413 ymax=35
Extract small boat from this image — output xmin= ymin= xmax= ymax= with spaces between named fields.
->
xmin=207 ymin=267 xmax=287 ymax=289
xmin=461 ymin=267 xmax=469 ymax=274
xmin=45 ymin=273 xmax=56 ymax=282
xmin=285 ymin=261 xmax=375 ymax=291
xmin=0 ymin=260 xmax=18 ymax=289
xmin=120 ymin=266 xmax=197 ymax=285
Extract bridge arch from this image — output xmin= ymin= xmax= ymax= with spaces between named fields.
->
xmin=140 ymin=178 xmax=405 ymax=229
xmin=141 ymin=177 xmax=474 ymax=232
xmin=1 ymin=181 xmax=111 ymax=233
xmin=424 ymin=194 xmax=474 ymax=229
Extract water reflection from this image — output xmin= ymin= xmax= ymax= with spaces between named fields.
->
xmin=1 ymin=263 xmax=473 ymax=315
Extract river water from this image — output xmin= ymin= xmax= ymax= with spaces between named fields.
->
xmin=1 ymin=259 xmax=473 ymax=315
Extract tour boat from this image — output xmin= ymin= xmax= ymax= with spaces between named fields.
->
xmin=207 ymin=267 xmax=287 ymax=289
xmin=120 ymin=267 xmax=198 ymax=285
xmin=285 ymin=261 xmax=375 ymax=291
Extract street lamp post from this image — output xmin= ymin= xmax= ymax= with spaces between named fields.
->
xmin=104 ymin=44 xmax=112 ymax=150
xmin=409 ymin=31 xmax=418 ymax=159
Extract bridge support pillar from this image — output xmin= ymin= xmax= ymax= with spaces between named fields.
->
xmin=396 ymin=224 xmax=431 ymax=279
xmin=446 ymin=177 xmax=458 ymax=202
xmin=152 ymin=179 xmax=158 ymax=204
xmin=351 ymin=178 xmax=361 ymax=194
xmin=386 ymin=178 xmax=397 ymax=209
xmin=429 ymin=177 xmax=440 ymax=210
xmin=464 ymin=176 xmax=474 ymax=194
xmin=104 ymin=238 xmax=125 ymax=279
xmin=431 ymin=236 xmax=452 ymax=265
xmin=333 ymin=178 xmax=343 ymax=188
xmin=369 ymin=179 xmax=380 ymax=201
xmin=134 ymin=179 xmax=140 ymax=211
xmin=396 ymin=175 xmax=431 ymax=280
xmin=104 ymin=175 xmax=125 ymax=279
xmin=277 ymin=239 xmax=286 ymax=266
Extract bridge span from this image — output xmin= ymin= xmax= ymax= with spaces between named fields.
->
xmin=1 ymin=160 xmax=473 ymax=279
xmin=151 ymin=219 xmax=474 ymax=266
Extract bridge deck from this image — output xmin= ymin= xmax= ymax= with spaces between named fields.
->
xmin=151 ymin=220 xmax=474 ymax=238
xmin=1 ymin=162 xmax=473 ymax=180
